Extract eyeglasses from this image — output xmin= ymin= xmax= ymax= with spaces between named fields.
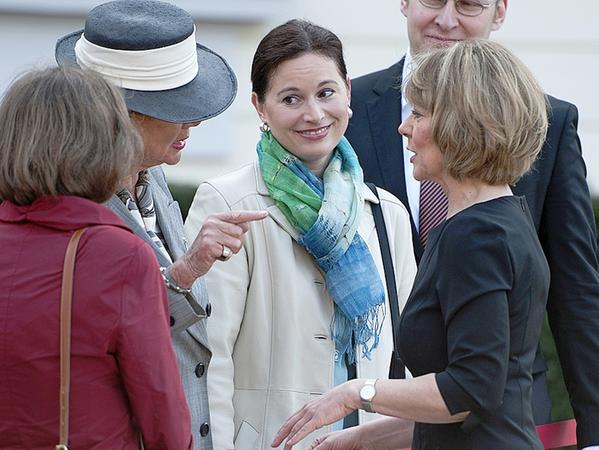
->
xmin=418 ymin=0 xmax=497 ymax=17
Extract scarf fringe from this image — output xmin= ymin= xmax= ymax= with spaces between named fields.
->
xmin=334 ymin=302 xmax=386 ymax=364
xmin=257 ymin=131 xmax=387 ymax=365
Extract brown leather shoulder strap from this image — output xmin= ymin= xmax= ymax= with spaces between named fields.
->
xmin=57 ymin=227 xmax=88 ymax=450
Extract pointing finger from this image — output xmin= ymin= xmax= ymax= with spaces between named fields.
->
xmin=218 ymin=210 xmax=269 ymax=224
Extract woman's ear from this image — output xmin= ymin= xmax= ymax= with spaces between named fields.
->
xmin=400 ymin=0 xmax=409 ymax=18
xmin=251 ymin=92 xmax=266 ymax=123
xmin=346 ymin=76 xmax=351 ymax=105
xmin=491 ymin=0 xmax=508 ymax=31
xmin=129 ymin=111 xmax=144 ymax=125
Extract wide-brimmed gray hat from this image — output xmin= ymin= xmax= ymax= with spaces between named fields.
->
xmin=55 ymin=0 xmax=237 ymax=123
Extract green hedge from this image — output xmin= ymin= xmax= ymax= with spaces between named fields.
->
xmin=169 ymin=183 xmax=198 ymax=221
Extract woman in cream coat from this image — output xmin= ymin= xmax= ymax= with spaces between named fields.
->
xmin=185 ymin=20 xmax=416 ymax=450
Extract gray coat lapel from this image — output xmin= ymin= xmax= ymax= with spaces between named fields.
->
xmin=147 ymin=170 xmax=211 ymax=346
xmin=105 ymin=195 xmax=174 ymax=268
xmin=148 ymin=167 xmax=188 ymax=259
xmin=148 ymin=169 xmax=210 ymax=347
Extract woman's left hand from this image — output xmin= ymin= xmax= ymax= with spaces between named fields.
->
xmin=271 ymin=379 xmax=361 ymax=449
xmin=306 ymin=428 xmax=367 ymax=450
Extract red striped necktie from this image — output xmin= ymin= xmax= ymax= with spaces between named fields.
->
xmin=418 ymin=179 xmax=448 ymax=248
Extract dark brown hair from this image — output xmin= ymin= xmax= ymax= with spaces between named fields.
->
xmin=251 ymin=19 xmax=347 ymax=102
xmin=0 ymin=66 xmax=141 ymax=205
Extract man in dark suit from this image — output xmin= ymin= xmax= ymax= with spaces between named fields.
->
xmin=346 ymin=0 xmax=599 ymax=447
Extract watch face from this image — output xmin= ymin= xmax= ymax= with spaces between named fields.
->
xmin=360 ymin=385 xmax=376 ymax=401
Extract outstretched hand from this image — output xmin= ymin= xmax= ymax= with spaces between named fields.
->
xmin=271 ymin=380 xmax=361 ymax=449
xmin=172 ymin=210 xmax=268 ymax=288
xmin=306 ymin=428 xmax=366 ymax=450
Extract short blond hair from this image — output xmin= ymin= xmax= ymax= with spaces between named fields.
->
xmin=404 ymin=39 xmax=548 ymax=185
xmin=0 ymin=66 xmax=141 ymax=205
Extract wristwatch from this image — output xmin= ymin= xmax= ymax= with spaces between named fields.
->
xmin=160 ymin=266 xmax=192 ymax=295
xmin=359 ymin=378 xmax=378 ymax=413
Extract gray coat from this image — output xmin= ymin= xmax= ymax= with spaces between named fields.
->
xmin=106 ymin=166 xmax=213 ymax=450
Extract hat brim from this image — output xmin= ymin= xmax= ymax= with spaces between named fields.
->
xmin=55 ymin=30 xmax=237 ymax=124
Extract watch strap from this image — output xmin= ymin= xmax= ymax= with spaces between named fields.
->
xmin=360 ymin=378 xmax=378 ymax=413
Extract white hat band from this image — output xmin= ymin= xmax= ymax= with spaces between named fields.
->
xmin=74 ymin=28 xmax=199 ymax=91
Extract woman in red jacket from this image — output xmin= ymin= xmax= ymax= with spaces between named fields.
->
xmin=0 ymin=67 xmax=193 ymax=449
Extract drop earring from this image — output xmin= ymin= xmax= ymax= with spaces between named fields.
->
xmin=259 ymin=121 xmax=270 ymax=133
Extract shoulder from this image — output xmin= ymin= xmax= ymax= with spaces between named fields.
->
xmin=545 ymin=94 xmax=579 ymax=138
xmin=432 ymin=212 xmax=514 ymax=294
xmin=438 ymin=204 xmax=513 ymax=258
xmin=433 ymin=204 xmax=522 ymax=293
xmin=83 ymin=225 xmax=157 ymax=271
xmin=372 ymin=186 xmax=410 ymax=217
xmin=86 ymin=223 xmax=138 ymax=247
xmin=88 ymin=225 xmax=146 ymax=249
xmin=197 ymin=163 xmax=261 ymax=209
xmin=365 ymin=185 xmax=412 ymax=233
xmin=445 ymin=201 xmax=515 ymax=235
xmin=535 ymin=94 xmax=580 ymax=166
xmin=351 ymin=67 xmax=386 ymax=91
xmin=351 ymin=61 xmax=404 ymax=99
xmin=547 ymin=94 xmax=577 ymax=119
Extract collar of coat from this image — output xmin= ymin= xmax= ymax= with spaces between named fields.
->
xmin=0 ymin=195 xmax=131 ymax=233
xmin=252 ymin=161 xmax=380 ymax=241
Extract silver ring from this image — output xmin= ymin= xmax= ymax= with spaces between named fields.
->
xmin=220 ymin=245 xmax=232 ymax=261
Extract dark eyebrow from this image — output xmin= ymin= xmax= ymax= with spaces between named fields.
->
xmin=275 ymin=79 xmax=340 ymax=97
xmin=317 ymin=79 xmax=340 ymax=88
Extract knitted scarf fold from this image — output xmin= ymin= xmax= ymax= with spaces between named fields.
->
xmin=257 ymin=131 xmax=385 ymax=362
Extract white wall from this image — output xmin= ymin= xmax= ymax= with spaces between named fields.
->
xmin=1 ymin=1 xmax=597 ymax=194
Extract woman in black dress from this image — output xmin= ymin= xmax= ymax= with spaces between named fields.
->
xmin=272 ymin=39 xmax=550 ymax=450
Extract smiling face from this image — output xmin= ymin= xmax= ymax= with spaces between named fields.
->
xmin=131 ymin=113 xmax=201 ymax=169
xmin=400 ymin=0 xmax=507 ymax=55
xmin=252 ymin=52 xmax=351 ymax=177
xmin=398 ymin=108 xmax=445 ymax=182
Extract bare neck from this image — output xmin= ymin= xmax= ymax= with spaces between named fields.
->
xmin=441 ymin=177 xmax=513 ymax=219
xmin=121 ymin=172 xmax=141 ymax=195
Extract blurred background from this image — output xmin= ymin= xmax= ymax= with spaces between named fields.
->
xmin=1 ymin=0 xmax=598 ymax=435
xmin=1 ymin=0 xmax=598 ymax=192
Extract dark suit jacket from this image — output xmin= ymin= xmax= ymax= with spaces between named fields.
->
xmin=346 ymin=59 xmax=599 ymax=447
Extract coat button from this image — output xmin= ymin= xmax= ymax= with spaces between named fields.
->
xmin=205 ymin=303 xmax=212 ymax=317
xmin=194 ymin=363 xmax=205 ymax=378
xmin=169 ymin=316 xmax=175 ymax=327
xmin=200 ymin=422 xmax=210 ymax=437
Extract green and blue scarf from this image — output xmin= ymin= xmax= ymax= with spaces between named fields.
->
xmin=257 ymin=131 xmax=385 ymax=362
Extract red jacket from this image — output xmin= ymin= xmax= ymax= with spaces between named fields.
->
xmin=0 ymin=196 xmax=192 ymax=449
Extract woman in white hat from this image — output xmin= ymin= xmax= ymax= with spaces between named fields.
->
xmin=55 ymin=2 xmax=267 ymax=448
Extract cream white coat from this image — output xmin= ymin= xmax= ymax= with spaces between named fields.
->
xmin=184 ymin=162 xmax=417 ymax=450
